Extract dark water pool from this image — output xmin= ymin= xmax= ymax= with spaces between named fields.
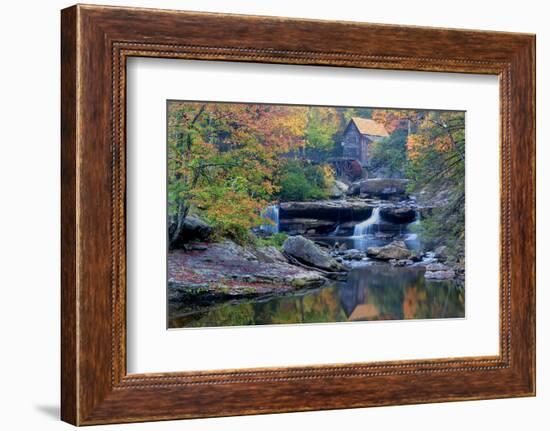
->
xmin=168 ymin=265 xmax=465 ymax=329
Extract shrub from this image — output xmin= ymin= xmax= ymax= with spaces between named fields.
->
xmin=277 ymin=160 xmax=334 ymax=201
xmin=256 ymin=232 xmax=289 ymax=249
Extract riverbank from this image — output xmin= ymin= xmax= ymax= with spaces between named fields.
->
xmin=168 ymin=241 xmax=329 ymax=305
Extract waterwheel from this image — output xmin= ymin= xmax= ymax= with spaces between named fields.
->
xmin=330 ymin=158 xmax=363 ymax=181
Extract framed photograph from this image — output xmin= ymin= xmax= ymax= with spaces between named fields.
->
xmin=61 ymin=4 xmax=535 ymax=425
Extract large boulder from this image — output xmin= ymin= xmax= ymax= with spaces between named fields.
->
xmin=366 ymin=240 xmax=412 ymax=260
xmin=379 ymin=205 xmax=417 ymax=224
xmin=283 ymin=235 xmax=345 ymax=272
xmin=170 ymin=215 xmax=213 ymax=247
xmin=357 ymin=178 xmax=409 ymax=198
xmin=182 ymin=215 xmax=212 ymax=237
xmin=329 ymin=180 xmax=350 ymax=198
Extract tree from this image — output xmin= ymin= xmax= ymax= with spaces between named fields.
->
xmin=304 ymin=107 xmax=339 ymax=155
xmin=167 ymin=102 xmax=307 ymax=245
xmin=371 ymin=109 xmax=417 ymax=134
xmin=405 ymin=111 xmax=466 ymax=256
xmin=368 ymin=129 xmax=408 ymax=178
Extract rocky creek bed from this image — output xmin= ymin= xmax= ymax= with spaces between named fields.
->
xmin=168 ymin=237 xmax=462 ymax=307
xmin=168 ymin=178 xmax=464 ymax=323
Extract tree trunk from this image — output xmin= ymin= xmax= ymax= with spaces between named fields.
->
xmin=169 ymin=200 xmax=189 ymax=248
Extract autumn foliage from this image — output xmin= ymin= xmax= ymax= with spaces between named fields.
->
xmin=168 ymin=101 xmax=465 ymax=254
xmin=168 ymin=102 xmax=342 ymax=243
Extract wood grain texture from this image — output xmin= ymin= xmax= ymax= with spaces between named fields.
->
xmin=60 ymin=5 xmax=78 ymax=425
xmin=60 ymin=4 xmax=536 ymax=425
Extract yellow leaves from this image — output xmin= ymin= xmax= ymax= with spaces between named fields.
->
xmin=201 ymin=189 xmax=266 ymax=233
xmin=261 ymin=180 xmax=279 ymax=195
xmin=407 ymin=133 xmax=452 ymax=160
xmin=319 ymin=163 xmax=335 ymax=185
xmin=406 ymin=134 xmax=428 ymax=160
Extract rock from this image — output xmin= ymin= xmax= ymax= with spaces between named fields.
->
xmin=425 ymin=270 xmax=455 ymax=280
xmin=356 ymin=178 xmax=409 ymax=198
xmin=221 ymin=241 xmax=259 ymax=262
xmin=391 ymin=259 xmax=414 ymax=267
xmin=416 ymin=188 xmax=452 ymax=207
xmin=283 ymin=235 xmax=345 ymax=272
xmin=341 ymin=249 xmax=364 ymax=261
xmin=379 ymin=205 xmax=417 ymax=224
xmin=168 ymin=281 xmax=210 ymax=302
xmin=279 ymin=200 xmax=373 ymax=223
xmin=409 ymin=252 xmax=422 ymax=262
xmin=426 ymin=263 xmax=449 ymax=271
xmin=424 ymin=262 xmax=455 ymax=280
xmin=168 ymin=241 xmax=329 ymax=304
xmin=335 ymin=241 xmax=348 ymax=250
xmin=374 ymin=232 xmax=394 ymax=240
xmin=346 ymin=182 xmax=361 ymax=196
xmin=434 ymin=245 xmax=449 ymax=261
xmin=186 ymin=243 xmax=208 ymax=251
xmin=329 ymin=180 xmax=349 ymax=198
xmin=172 ymin=215 xmax=213 ymax=245
xmin=278 ymin=218 xmax=336 ymax=236
xmin=366 ymin=240 xmax=412 ymax=260
xmin=254 ymin=246 xmax=288 ymax=264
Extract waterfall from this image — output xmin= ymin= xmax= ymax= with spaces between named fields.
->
xmin=403 ymin=211 xmax=421 ymax=248
xmin=260 ymin=204 xmax=279 ymax=234
xmin=353 ymin=207 xmax=381 ymax=236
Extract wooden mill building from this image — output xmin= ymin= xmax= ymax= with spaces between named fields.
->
xmin=341 ymin=117 xmax=389 ymax=166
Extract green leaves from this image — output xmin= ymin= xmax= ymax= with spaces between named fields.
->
xmin=404 ymin=111 xmax=466 ymax=258
xmin=277 ymin=160 xmax=333 ymax=201
xmin=368 ymin=129 xmax=408 ymax=178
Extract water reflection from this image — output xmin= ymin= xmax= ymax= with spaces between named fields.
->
xmin=168 ymin=265 xmax=465 ymax=328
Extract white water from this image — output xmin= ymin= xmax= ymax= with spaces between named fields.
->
xmin=260 ymin=204 xmax=279 ymax=234
xmin=353 ymin=207 xmax=381 ymax=236
xmin=329 ymin=224 xmax=341 ymax=236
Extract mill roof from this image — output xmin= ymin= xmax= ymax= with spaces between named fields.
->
xmin=350 ymin=117 xmax=389 ymax=137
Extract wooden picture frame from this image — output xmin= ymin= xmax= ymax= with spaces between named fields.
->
xmin=61 ymin=4 xmax=535 ymax=425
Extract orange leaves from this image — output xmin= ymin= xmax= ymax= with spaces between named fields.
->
xmin=372 ymin=109 xmax=414 ymax=134
xmin=406 ymin=134 xmax=429 ymax=160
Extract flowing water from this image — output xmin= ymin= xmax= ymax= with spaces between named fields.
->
xmin=259 ymin=204 xmax=279 ymax=234
xmin=170 ymin=204 xmax=462 ymax=329
xmin=168 ymin=265 xmax=464 ymax=328
xmin=353 ymin=207 xmax=381 ymax=236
